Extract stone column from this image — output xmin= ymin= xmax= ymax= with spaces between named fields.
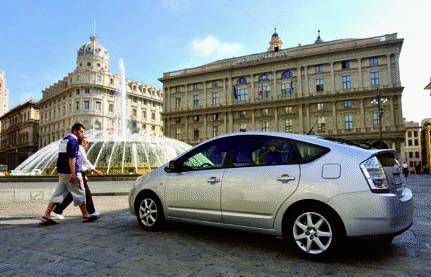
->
xmin=330 ymin=62 xmax=335 ymax=92
xmin=203 ymin=115 xmax=207 ymax=139
xmin=252 ymin=110 xmax=256 ymax=130
xmin=357 ymin=58 xmax=363 ymax=89
xmin=305 ymin=104 xmax=310 ymax=131
xmin=389 ymin=96 xmax=395 ymax=128
xmin=203 ymin=82 xmax=207 ymax=108
xmin=166 ymin=87 xmax=170 ymax=113
xmin=274 ymin=108 xmax=278 ymax=131
xmin=184 ymin=116 xmax=189 ymax=142
xmin=184 ymin=83 xmax=189 ymax=109
xmin=304 ymin=66 xmax=309 ymax=96
xmin=223 ymin=78 xmax=227 ymax=105
xmin=332 ymin=102 xmax=337 ymax=134
xmin=227 ymin=77 xmax=232 ymax=105
xmin=228 ymin=112 xmax=233 ymax=133
xmin=250 ymin=74 xmax=255 ymax=102
xmin=297 ymin=67 xmax=302 ymax=97
xmin=387 ymin=55 xmax=393 ymax=87
xmin=298 ymin=105 xmax=303 ymax=133
xmin=360 ymin=98 xmax=365 ymax=130
xmin=273 ymin=70 xmax=277 ymax=100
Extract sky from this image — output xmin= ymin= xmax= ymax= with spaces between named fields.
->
xmin=0 ymin=0 xmax=430 ymax=123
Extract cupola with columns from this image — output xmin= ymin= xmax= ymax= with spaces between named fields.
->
xmin=268 ymin=28 xmax=283 ymax=52
xmin=76 ymin=35 xmax=110 ymax=72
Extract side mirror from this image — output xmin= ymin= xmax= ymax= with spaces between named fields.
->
xmin=165 ymin=160 xmax=180 ymax=173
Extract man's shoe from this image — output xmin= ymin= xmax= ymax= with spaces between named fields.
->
xmin=90 ymin=211 xmax=100 ymax=218
xmin=51 ymin=212 xmax=65 ymax=220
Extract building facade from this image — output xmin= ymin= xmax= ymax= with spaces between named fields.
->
xmin=161 ymin=32 xmax=405 ymax=153
xmin=38 ymin=35 xmax=163 ymax=148
xmin=0 ymin=100 xmax=39 ymax=170
xmin=421 ymin=118 xmax=431 ymax=173
xmin=403 ymin=121 xmax=421 ymax=172
xmin=0 ymin=70 xmax=8 ymax=117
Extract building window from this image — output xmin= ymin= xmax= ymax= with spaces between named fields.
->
xmin=109 ymin=103 xmax=114 ymax=112
xmin=318 ymin=116 xmax=326 ymax=132
xmin=258 ymin=74 xmax=270 ymax=82
xmin=415 ymin=151 xmax=420 ymax=158
xmin=175 ymin=97 xmax=181 ymax=109
xmin=315 ymin=64 xmax=323 ymax=73
xmin=193 ymin=115 xmax=199 ymax=122
xmin=373 ymin=111 xmax=381 ymax=127
xmin=212 ymin=113 xmax=219 ymax=121
xmin=237 ymin=88 xmax=248 ymax=102
xmin=344 ymin=114 xmax=353 ymax=130
xmin=281 ymin=81 xmax=294 ymax=96
xmin=239 ymin=111 xmax=247 ymax=118
xmin=316 ymin=78 xmax=324 ymax=92
xmin=151 ymin=125 xmax=155 ymax=131
xmin=262 ymin=108 xmax=269 ymax=115
xmin=85 ymin=88 xmax=90 ymax=94
xmin=285 ymin=119 xmax=293 ymax=132
xmin=212 ymin=80 xmax=220 ymax=88
xmin=342 ymin=74 xmax=352 ymax=90
xmin=193 ymin=129 xmax=199 ymax=140
xmin=95 ymin=101 xmax=101 ymax=111
xmin=84 ymin=101 xmax=90 ymax=110
xmin=76 ymin=101 xmax=80 ymax=111
xmin=414 ymin=139 xmax=418 ymax=146
xmin=212 ymin=91 xmax=219 ymax=106
xmin=341 ymin=60 xmax=351 ymax=69
xmin=237 ymin=77 xmax=247 ymax=85
xmin=408 ymin=140 xmax=412 ymax=146
xmin=413 ymin=131 xmax=418 ymax=137
xmin=369 ymin=57 xmax=378 ymax=66
xmin=192 ymin=83 xmax=199 ymax=91
xmin=132 ymin=109 xmax=137 ymax=117
xmin=76 ymin=89 xmax=80 ymax=95
xmin=370 ymin=71 xmax=379 ymax=86
xmin=176 ymin=128 xmax=182 ymax=139
xmin=285 ymin=106 xmax=293 ymax=114
xmin=317 ymin=103 xmax=324 ymax=111
xmin=240 ymin=123 xmax=247 ymax=132
xmin=212 ymin=126 xmax=218 ymax=137
xmin=96 ymin=75 xmax=102 ymax=82
xmin=151 ymin=111 xmax=156 ymax=120
xmin=142 ymin=109 xmax=147 ymax=119
xmin=110 ymin=78 xmax=114 ymax=85
xmin=344 ymin=100 xmax=352 ymax=108
xmin=193 ymin=95 xmax=199 ymax=108
xmin=261 ymin=120 xmax=269 ymax=132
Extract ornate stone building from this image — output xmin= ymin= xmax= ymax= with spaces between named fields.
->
xmin=160 ymin=32 xmax=405 ymax=153
xmin=421 ymin=118 xmax=431 ymax=173
xmin=0 ymin=99 xmax=39 ymax=169
xmin=403 ymin=121 xmax=422 ymax=171
xmin=0 ymin=70 xmax=8 ymax=117
xmin=38 ymin=35 xmax=163 ymax=148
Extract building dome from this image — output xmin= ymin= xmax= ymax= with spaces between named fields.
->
xmin=268 ymin=28 xmax=283 ymax=52
xmin=76 ymin=35 xmax=110 ymax=71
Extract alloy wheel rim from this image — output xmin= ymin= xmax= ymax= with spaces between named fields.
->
xmin=293 ymin=212 xmax=333 ymax=254
xmin=139 ymin=198 xmax=158 ymax=227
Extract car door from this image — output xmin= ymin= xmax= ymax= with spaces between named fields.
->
xmin=164 ymin=137 xmax=232 ymax=223
xmin=221 ymin=135 xmax=300 ymax=229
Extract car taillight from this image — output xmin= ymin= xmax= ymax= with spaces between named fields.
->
xmin=360 ymin=156 xmax=389 ymax=193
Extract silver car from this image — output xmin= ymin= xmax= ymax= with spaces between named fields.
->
xmin=129 ymin=132 xmax=413 ymax=259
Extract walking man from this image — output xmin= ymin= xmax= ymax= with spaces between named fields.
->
xmin=51 ymin=136 xmax=103 ymax=219
xmin=38 ymin=123 xmax=98 ymax=226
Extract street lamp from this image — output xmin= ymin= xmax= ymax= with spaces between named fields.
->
xmin=370 ymin=87 xmax=388 ymax=148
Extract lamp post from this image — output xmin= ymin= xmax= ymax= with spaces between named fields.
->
xmin=370 ymin=87 xmax=388 ymax=148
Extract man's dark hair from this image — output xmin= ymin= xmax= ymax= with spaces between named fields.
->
xmin=71 ymin=123 xmax=85 ymax=133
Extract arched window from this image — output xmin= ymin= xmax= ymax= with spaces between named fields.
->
xmin=94 ymin=120 xmax=102 ymax=131
xmin=237 ymin=77 xmax=247 ymax=85
xmin=281 ymin=70 xmax=293 ymax=79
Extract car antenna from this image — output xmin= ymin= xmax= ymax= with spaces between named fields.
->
xmin=305 ymin=119 xmax=319 ymax=135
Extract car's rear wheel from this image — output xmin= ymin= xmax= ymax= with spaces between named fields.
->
xmin=286 ymin=205 xmax=343 ymax=260
xmin=135 ymin=193 xmax=165 ymax=231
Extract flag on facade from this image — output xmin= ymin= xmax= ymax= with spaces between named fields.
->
xmin=232 ymin=85 xmax=238 ymax=100
xmin=258 ymin=84 xmax=264 ymax=98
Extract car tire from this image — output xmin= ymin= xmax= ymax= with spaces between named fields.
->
xmin=135 ymin=193 xmax=165 ymax=231
xmin=285 ymin=204 xmax=344 ymax=260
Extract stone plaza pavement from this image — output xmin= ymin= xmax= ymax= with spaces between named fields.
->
xmin=0 ymin=175 xmax=430 ymax=276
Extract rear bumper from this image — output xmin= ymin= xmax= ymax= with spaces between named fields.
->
xmin=328 ymin=188 xmax=414 ymax=237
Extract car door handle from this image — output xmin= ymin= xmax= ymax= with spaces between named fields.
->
xmin=277 ymin=174 xmax=295 ymax=182
xmin=207 ymin=177 xmax=221 ymax=184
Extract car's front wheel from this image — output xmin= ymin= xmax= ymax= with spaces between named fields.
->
xmin=286 ymin=205 xmax=343 ymax=260
xmin=135 ymin=193 xmax=165 ymax=231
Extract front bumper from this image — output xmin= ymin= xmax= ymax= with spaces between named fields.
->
xmin=328 ymin=188 xmax=414 ymax=237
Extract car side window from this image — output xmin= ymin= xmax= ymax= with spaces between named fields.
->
xmin=181 ymin=140 xmax=230 ymax=171
xmin=294 ymin=141 xmax=330 ymax=163
xmin=232 ymin=136 xmax=296 ymax=167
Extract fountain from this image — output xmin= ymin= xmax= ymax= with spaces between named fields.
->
xmin=11 ymin=59 xmax=191 ymax=176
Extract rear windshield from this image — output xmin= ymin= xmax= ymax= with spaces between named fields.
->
xmin=294 ymin=141 xmax=330 ymax=163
